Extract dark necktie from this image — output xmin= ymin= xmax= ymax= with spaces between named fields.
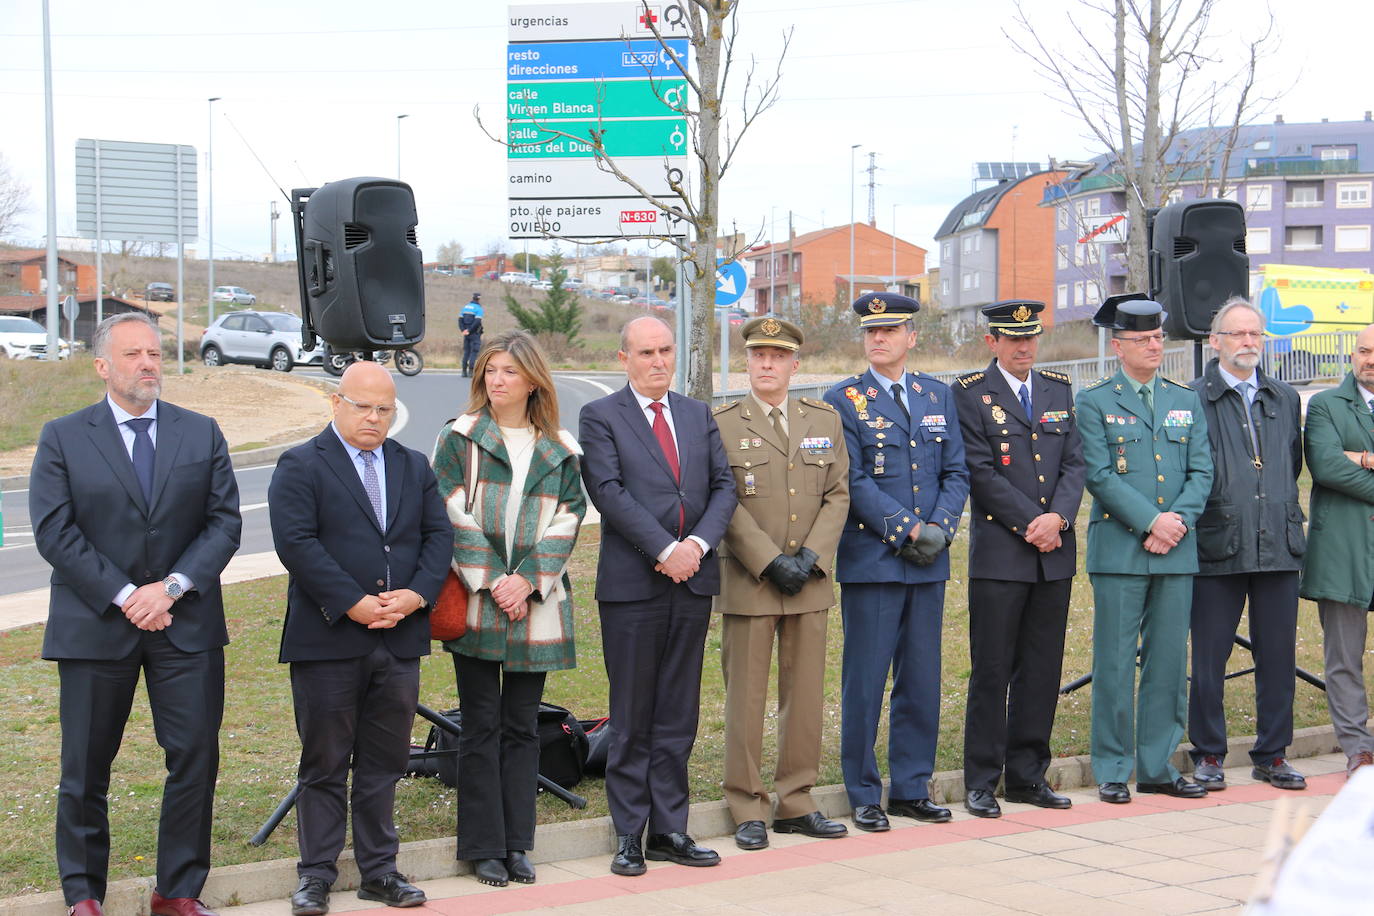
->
xmin=1138 ymin=381 xmax=1154 ymax=422
xmin=770 ymin=406 xmax=787 ymax=451
xmin=890 ymin=382 xmax=910 ymax=424
xmin=1019 ymin=382 xmax=1033 ymax=422
xmin=360 ymin=449 xmax=385 ymax=532
xmin=125 ymin=417 xmax=154 ymax=504
xmin=649 ymin=401 xmax=684 ymax=534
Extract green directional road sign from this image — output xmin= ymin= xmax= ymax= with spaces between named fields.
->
xmin=507 ymin=117 xmax=688 ymax=159
xmin=507 ymin=78 xmax=686 ymax=121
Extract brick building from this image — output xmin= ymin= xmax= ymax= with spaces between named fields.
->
xmin=0 ymin=250 xmax=96 ymax=297
xmin=744 ymin=223 xmax=926 ymax=314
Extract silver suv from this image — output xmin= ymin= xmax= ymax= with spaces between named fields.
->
xmin=199 ymin=310 xmax=322 ymax=372
xmin=212 ymin=285 xmax=257 ymax=305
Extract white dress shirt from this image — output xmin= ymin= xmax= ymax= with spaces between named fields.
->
xmin=628 ymin=385 xmax=711 ymax=562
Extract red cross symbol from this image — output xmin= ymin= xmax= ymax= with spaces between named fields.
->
xmin=639 ymin=8 xmax=658 ymax=28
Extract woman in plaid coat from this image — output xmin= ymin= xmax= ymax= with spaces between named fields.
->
xmin=431 ymin=331 xmax=586 ymax=888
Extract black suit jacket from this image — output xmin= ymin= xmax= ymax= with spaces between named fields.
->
xmin=269 ymin=426 xmax=453 ymax=663
xmin=579 ymin=386 xmax=737 ymax=602
xmin=31 ymin=399 xmax=242 ymax=660
xmin=954 ymin=361 xmax=1085 ymax=583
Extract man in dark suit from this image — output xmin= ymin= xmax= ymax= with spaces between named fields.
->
xmin=269 ymin=360 xmax=452 ymax=915
xmin=953 ymin=300 xmax=1084 ymax=818
xmin=30 ymin=312 xmax=241 ymax=916
xmin=823 ymin=293 xmax=969 ymax=832
xmin=579 ymin=315 xmax=738 ymax=876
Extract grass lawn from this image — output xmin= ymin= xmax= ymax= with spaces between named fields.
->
xmin=0 ymin=359 xmax=104 ymax=453
xmin=0 ymin=502 xmax=1334 ymax=897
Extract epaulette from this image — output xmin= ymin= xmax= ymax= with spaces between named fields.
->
xmin=1084 ymin=375 xmax=1113 ymax=390
xmin=956 ymin=371 xmax=985 ymax=389
xmin=713 ymin=400 xmax=739 ymax=415
xmin=800 ymin=396 xmax=835 ymax=411
xmin=1038 ymin=368 xmax=1072 ymax=385
xmin=1161 ymin=376 xmax=1187 ymax=388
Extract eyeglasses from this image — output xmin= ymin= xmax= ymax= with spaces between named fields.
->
xmin=1116 ymin=333 xmax=1166 ymax=347
xmin=337 ymin=392 xmax=396 ymax=418
xmin=1214 ymin=330 xmax=1265 ymax=341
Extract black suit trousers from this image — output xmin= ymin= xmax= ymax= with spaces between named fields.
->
xmin=1188 ymin=571 xmax=1299 ymax=763
xmin=290 ymin=643 xmax=420 ymax=883
xmin=452 ymin=653 xmax=546 ymax=859
xmin=962 ymin=576 xmax=1071 ymax=792
xmin=599 ymin=585 xmax=711 ymax=836
xmin=56 ymin=632 xmax=224 ymax=904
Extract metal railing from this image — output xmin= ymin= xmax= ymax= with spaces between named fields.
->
xmin=709 ymin=330 xmax=1357 ymax=405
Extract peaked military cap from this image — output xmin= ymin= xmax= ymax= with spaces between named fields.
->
xmin=1092 ymin=293 xmax=1167 ymax=332
xmin=853 ymin=291 xmax=919 ymax=328
xmin=741 ymin=315 xmax=803 ymax=350
xmin=982 ymin=299 xmax=1044 ymax=337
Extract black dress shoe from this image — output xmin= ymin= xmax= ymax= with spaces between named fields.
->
xmin=1098 ymin=782 xmax=1131 ymax=804
xmin=1193 ymin=755 xmax=1226 ymax=790
xmin=1137 ymin=777 xmax=1207 ymax=799
xmin=888 ymin=797 xmax=952 ymax=823
xmin=505 ymin=850 xmax=536 ymax=884
xmin=852 ymin=803 xmax=889 ymax=832
xmin=472 ymin=859 xmax=508 ymax=887
xmin=1004 ymin=783 xmax=1072 ymax=809
xmin=291 ymin=877 xmax=330 ymax=916
xmin=356 ymin=873 xmax=425 ymax=908
xmin=734 ymin=820 xmax=769 ymax=850
xmin=1252 ymin=757 xmax=1307 ymax=790
xmin=610 ymin=833 xmax=646 ymax=876
xmin=963 ymin=788 xmax=1001 ymax=818
xmin=645 ymin=832 xmax=720 ymax=867
xmin=773 ymin=811 xmax=848 ymax=838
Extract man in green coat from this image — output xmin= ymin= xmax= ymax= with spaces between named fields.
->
xmin=1300 ymin=323 xmax=1374 ymax=778
xmin=1075 ymin=295 xmax=1213 ymax=804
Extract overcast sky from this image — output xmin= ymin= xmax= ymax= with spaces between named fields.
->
xmin=3 ymin=0 xmax=1370 ymax=265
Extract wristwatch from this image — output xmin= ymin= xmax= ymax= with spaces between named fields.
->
xmin=162 ymin=576 xmax=185 ymax=600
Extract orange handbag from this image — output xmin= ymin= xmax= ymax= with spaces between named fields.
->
xmin=431 ymin=438 xmax=477 ymax=641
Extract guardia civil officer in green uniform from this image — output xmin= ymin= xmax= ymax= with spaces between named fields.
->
xmin=1076 ymin=294 xmax=1212 ymax=804
xmin=713 ymin=316 xmax=851 ymax=851
xmin=953 ymin=300 xmax=1084 ymax=818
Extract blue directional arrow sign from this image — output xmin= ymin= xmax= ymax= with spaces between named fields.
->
xmin=715 ymin=258 xmax=747 ymax=307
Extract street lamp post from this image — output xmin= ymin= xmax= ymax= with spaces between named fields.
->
xmin=849 ymin=143 xmax=861 ymax=305
xmin=890 ymin=202 xmax=899 ymax=292
xmin=207 ymin=97 xmax=221 ymax=327
xmin=396 ymin=114 xmax=409 ymax=179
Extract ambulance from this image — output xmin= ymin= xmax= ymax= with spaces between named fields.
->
xmin=1256 ymin=264 xmax=1374 ymax=381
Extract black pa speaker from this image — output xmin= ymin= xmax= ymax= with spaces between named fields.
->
xmin=1148 ymin=198 xmax=1249 ymax=340
xmin=292 ymin=177 xmax=424 ymax=352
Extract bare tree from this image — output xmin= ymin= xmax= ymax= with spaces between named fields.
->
xmin=1009 ymin=0 xmax=1279 ymax=292
xmin=435 ymin=239 xmax=464 ymax=265
xmin=482 ymin=1 xmax=790 ymax=400
xmin=0 ymin=153 xmax=31 ymax=241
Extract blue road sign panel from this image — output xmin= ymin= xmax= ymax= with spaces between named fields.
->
xmin=507 ymin=39 xmax=690 ymax=81
xmin=715 ymin=258 xmax=747 ymax=307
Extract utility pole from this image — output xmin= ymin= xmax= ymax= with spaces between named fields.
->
xmin=866 ymin=151 xmax=879 ymax=227
xmin=269 ymin=201 xmax=279 ymax=262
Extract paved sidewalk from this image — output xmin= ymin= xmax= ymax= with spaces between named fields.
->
xmin=218 ymin=754 xmax=1347 ymax=916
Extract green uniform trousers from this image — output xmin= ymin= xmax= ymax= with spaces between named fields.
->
xmin=1089 ymin=572 xmax=1191 ymax=784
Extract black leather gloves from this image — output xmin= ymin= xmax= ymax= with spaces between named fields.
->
xmin=899 ymin=523 xmax=951 ymax=567
xmin=763 ymin=553 xmax=811 ymax=596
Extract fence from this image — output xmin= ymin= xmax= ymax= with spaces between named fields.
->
xmin=710 ymin=330 xmax=1358 ymax=405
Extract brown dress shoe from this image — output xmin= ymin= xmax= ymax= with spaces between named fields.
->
xmin=1348 ymin=750 xmax=1374 ymax=778
xmin=150 ymin=895 xmax=217 ymax=916
xmin=68 ymin=901 xmax=103 ymax=916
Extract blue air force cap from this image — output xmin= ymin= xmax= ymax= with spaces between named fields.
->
xmin=852 ymin=292 xmax=920 ymax=328
xmin=1092 ymin=293 xmax=1167 ymax=332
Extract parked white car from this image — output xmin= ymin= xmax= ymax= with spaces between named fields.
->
xmin=0 ymin=315 xmax=70 ymax=359
xmin=498 ymin=272 xmax=536 ymax=285
xmin=212 ymin=285 xmax=257 ymax=305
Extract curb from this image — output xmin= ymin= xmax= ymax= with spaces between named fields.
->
xmin=0 ymin=723 xmax=1344 ymax=916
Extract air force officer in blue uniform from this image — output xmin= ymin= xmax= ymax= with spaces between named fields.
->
xmin=823 ymin=293 xmax=969 ymax=831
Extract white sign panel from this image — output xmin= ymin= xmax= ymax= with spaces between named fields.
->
xmin=1078 ymin=213 xmax=1128 ymax=244
xmin=75 ymin=139 xmax=198 ymax=243
xmin=509 ymin=197 xmax=686 ymax=239
xmin=509 ymin=2 xmax=692 ymax=41
xmin=508 ymin=157 xmax=687 ymax=199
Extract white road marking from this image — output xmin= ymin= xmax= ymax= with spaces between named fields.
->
xmin=567 ymin=376 xmax=615 ymax=395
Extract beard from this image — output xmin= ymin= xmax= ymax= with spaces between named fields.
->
xmin=1230 ymin=349 xmax=1261 ymax=371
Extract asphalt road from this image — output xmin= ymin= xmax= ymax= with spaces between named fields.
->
xmin=0 ymin=368 xmax=625 ymax=597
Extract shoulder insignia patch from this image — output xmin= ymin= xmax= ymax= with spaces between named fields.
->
xmin=1084 ymin=375 xmax=1112 ymax=391
xmin=713 ymin=400 xmax=739 ymax=415
xmin=1161 ymin=376 xmax=1186 ymax=388
xmin=801 ymin=396 xmax=836 ymax=411
xmin=956 ymin=371 xmax=985 ymax=388
xmin=1038 ymin=369 xmax=1072 ymax=385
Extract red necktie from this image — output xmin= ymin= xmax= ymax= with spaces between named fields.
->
xmin=650 ymin=401 xmax=685 ymax=534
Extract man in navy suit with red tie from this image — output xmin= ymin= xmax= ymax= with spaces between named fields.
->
xmin=579 ymin=316 xmax=737 ymax=877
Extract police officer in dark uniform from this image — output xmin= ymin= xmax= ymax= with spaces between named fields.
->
xmin=823 ymin=292 xmax=969 ymax=832
xmin=953 ymin=300 xmax=1084 ymax=818
xmin=459 ymin=293 xmax=484 ymax=377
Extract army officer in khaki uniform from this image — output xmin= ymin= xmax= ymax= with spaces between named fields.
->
xmin=713 ymin=316 xmax=851 ymax=851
